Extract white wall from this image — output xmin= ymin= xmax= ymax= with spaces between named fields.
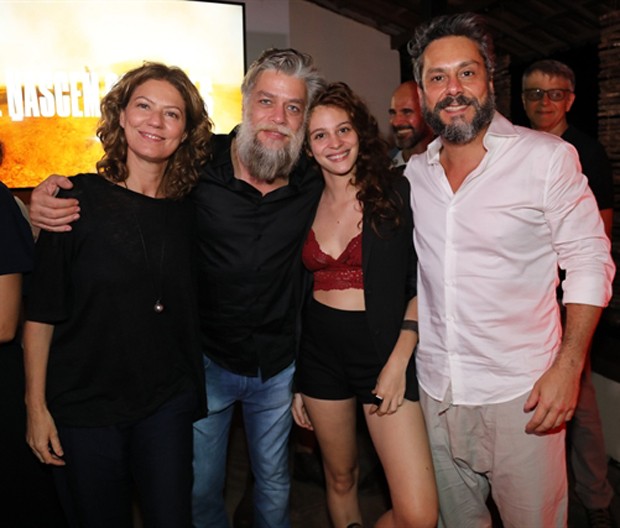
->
xmin=240 ymin=0 xmax=290 ymax=66
xmin=238 ymin=0 xmax=400 ymax=138
xmin=290 ymin=0 xmax=399 ymax=138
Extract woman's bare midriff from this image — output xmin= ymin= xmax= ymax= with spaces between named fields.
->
xmin=313 ymin=287 xmax=365 ymax=311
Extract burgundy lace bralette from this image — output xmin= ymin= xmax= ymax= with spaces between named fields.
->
xmin=302 ymin=228 xmax=363 ymax=291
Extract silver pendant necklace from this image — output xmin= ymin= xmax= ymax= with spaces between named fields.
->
xmin=121 ymin=180 xmax=167 ymax=313
xmin=134 ymin=212 xmax=167 ymax=313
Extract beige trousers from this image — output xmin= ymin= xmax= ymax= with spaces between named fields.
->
xmin=420 ymin=387 xmax=567 ymax=528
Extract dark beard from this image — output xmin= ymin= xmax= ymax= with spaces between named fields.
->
xmin=392 ymin=125 xmax=427 ymax=150
xmin=423 ymin=91 xmax=495 ymax=145
xmin=235 ymin=120 xmax=304 ymax=183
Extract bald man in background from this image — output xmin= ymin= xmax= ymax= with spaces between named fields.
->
xmin=388 ymin=80 xmax=433 ymax=168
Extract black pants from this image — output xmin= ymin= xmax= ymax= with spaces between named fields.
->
xmin=53 ymin=390 xmax=196 ymax=528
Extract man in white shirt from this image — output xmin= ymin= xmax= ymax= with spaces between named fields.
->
xmin=405 ymin=13 xmax=615 ymax=528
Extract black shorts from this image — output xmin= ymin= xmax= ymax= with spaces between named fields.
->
xmin=297 ymin=298 xmax=419 ymax=403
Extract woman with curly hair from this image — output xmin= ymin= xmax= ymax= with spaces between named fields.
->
xmin=292 ymin=82 xmax=437 ymax=528
xmin=23 ymin=62 xmax=212 ymax=528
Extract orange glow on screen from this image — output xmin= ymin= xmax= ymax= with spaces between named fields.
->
xmin=0 ymin=0 xmax=244 ymax=189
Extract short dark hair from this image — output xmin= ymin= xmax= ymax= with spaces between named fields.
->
xmin=408 ymin=13 xmax=495 ymax=88
xmin=522 ymin=59 xmax=575 ymax=91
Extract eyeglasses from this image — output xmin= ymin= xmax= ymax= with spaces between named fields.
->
xmin=522 ymin=88 xmax=573 ymax=102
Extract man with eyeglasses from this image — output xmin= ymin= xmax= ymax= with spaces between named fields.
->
xmin=522 ymin=60 xmax=613 ymax=236
xmin=523 ymin=59 xmax=615 ymax=528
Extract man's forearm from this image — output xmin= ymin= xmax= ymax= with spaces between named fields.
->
xmin=555 ymin=302 xmax=602 ymax=372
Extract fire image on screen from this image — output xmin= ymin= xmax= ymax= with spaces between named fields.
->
xmin=0 ymin=0 xmax=245 ymax=189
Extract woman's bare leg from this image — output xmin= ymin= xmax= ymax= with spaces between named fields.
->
xmin=302 ymin=395 xmax=363 ymax=528
xmin=364 ymin=400 xmax=438 ymax=528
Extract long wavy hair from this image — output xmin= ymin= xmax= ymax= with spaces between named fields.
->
xmin=307 ymin=82 xmax=402 ymax=233
xmin=96 ymin=62 xmax=212 ymax=199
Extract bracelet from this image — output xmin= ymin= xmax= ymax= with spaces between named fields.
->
xmin=401 ymin=319 xmax=418 ymax=333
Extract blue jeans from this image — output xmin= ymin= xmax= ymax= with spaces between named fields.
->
xmin=192 ymin=357 xmax=294 ymax=528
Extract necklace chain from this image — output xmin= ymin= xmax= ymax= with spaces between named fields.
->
xmin=123 ymin=181 xmax=167 ymax=313
xmin=134 ymin=210 xmax=166 ymax=313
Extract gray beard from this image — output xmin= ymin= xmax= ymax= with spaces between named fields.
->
xmin=235 ymin=120 xmax=304 ymax=183
xmin=423 ymin=92 xmax=495 ymax=145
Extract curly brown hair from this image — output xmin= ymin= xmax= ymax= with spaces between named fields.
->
xmin=307 ymin=82 xmax=402 ymax=232
xmin=96 ymin=62 xmax=212 ymax=199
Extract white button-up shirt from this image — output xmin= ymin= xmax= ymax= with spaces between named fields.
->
xmin=406 ymin=112 xmax=615 ymax=405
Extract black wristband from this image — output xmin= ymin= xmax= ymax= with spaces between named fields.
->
xmin=401 ymin=319 xmax=418 ymax=333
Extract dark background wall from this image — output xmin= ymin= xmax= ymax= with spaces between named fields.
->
xmin=399 ymin=42 xmax=602 ymax=139
xmin=510 ymin=43 xmax=601 ymax=138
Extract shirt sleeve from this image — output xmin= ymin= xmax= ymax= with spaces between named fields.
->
xmin=543 ymin=142 xmax=615 ymax=307
xmin=0 ymin=183 xmax=34 ymax=275
xmin=26 ymin=228 xmax=73 ymax=324
xmin=399 ymin=177 xmax=417 ymax=300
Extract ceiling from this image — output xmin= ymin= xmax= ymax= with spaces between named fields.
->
xmin=303 ymin=0 xmax=620 ymax=65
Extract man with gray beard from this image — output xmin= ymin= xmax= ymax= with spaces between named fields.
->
xmin=28 ymin=49 xmax=325 ymax=528
xmin=234 ymin=95 xmax=306 ymax=184
xmin=189 ymin=49 xmax=324 ymax=528
xmin=405 ymin=13 xmax=614 ymax=528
